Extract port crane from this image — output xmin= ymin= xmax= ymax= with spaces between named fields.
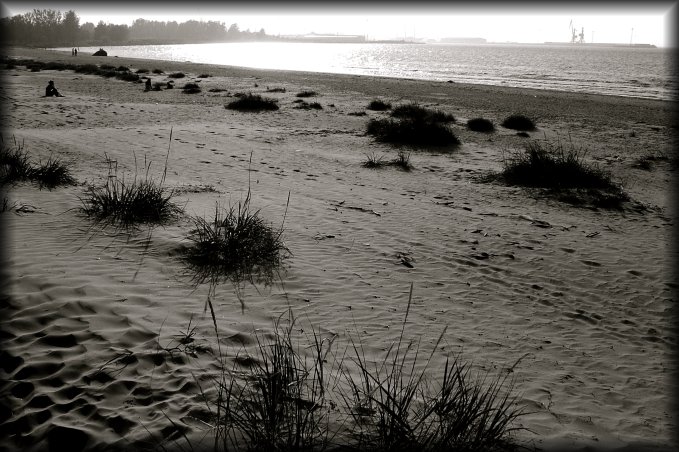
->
xmin=569 ymin=20 xmax=585 ymax=44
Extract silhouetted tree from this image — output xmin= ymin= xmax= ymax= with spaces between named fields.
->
xmin=0 ymin=9 xmax=271 ymax=47
xmin=61 ymin=10 xmax=80 ymax=45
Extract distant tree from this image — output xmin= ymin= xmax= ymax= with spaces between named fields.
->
xmin=25 ymin=8 xmax=63 ymax=46
xmin=80 ymin=21 xmax=95 ymax=42
xmin=93 ymin=20 xmax=129 ymax=44
xmin=61 ymin=10 xmax=80 ymax=45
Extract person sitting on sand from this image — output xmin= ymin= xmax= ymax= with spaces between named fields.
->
xmin=45 ymin=80 xmax=64 ymax=97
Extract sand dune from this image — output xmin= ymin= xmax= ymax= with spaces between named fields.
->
xmin=1 ymin=47 xmax=676 ymax=452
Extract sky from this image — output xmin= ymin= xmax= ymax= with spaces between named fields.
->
xmin=1 ymin=1 xmax=676 ymax=47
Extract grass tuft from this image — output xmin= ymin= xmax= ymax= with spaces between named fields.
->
xmin=226 ymin=93 xmax=280 ymax=112
xmin=80 ymin=151 xmax=182 ymax=229
xmin=27 ymin=154 xmax=76 ymax=189
xmin=210 ymin=312 xmax=335 ymax=452
xmin=115 ymin=72 xmax=140 ymax=82
xmin=498 ymin=139 xmax=616 ymax=189
xmin=296 ymin=90 xmax=317 ymax=98
xmin=362 ymin=151 xmax=413 ymax=171
xmin=182 ymin=82 xmax=201 ymax=94
xmin=368 ymin=99 xmax=392 ymax=111
xmin=391 ymin=103 xmax=455 ymax=123
xmin=182 ymin=188 xmax=289 ymax=287
xmin=367 ymin=118 xmax=460 ymax=147
xmin=266 ymin=87 xmax=286 ymax=93
xmin=501 ymin=115 xmax=536 ymax=131
xmin=294 ymin=101 xmax=323 ymax=110
xmin=0 ymin=137 xmax=75 ymax=189
xmin=341 ymin=285 xmax=524 ymax=452
xmin=168 ymin=72 xmax=186 ymax=79
xmin=362 ymin=153 xmax=387 ymax=169
xmin=486 ymin=138 xmax=630 ymax=209
xmin=0 ymin=137 xmax=32 ymax=185
xmin=391 ymin=151 xmax=413 ymax=171
xmin=74 ymin=64 xmax=99 ymax=74
xmin=467 ymin=117 xmax=495 ymax=133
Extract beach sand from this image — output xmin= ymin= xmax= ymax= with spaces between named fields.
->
xmin=1 ymin=47 xmax=677 ymax=452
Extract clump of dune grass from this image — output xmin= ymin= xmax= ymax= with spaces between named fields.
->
xmin=366 ymin=102 xmax=459 ymax=148
xmin=135 ymin=68 xmax=149 ymax=74
xmin=467 ymin=117 xmax=495 ymax=133
xmin=168 ymin=72 xmax=185 ymax=78
xmin=27 ymin=154 xmax=76 ymax=189
xmin=43 ymin=61 xmax=74 ymax=71
xmin=209 ymin=312 xmax=336 ymax=452
xmin=115 ymin=72 xmax=140 ymax=82
xmin=368 ymin=99 xmax=392 ymax=111
xmin=165 ymin=285 xmax=524 ymax=452
xmin=116 ymin=65 xmax=129 ymax=72
xmin=74 ymin=63 xmax=99 ymax=74
xmin=294 ymin=101 xmax=323 ymax=110
xmin=391 ymin=103 xmax=455 ymax=123
xmin=348 ymin=111 xmax=367 ymax=117
xmin=208 ymin=88 xmax=228 ymax=93
xmin=226 ymin=93 xmax=279 ymax=112
xmin=152 ymin=68 xmax=163 ymax=74
xmin=486 ymin=137 xmax=630 ymax=209
xmin=0 ymin=137 xmax=75 ymax=189
xmin=296 ymin=90 xmax=317 ymax=98
xmin=182 ymin=82 xmax=201 ymax=94
xmin=182 ymin=187 xmax=289 ymax=287
xmin=501 ymin=114 xmax=536 ymax=131
xmin=266 ymin=87 xmax=286 ymax=93
xmin=80 ymin=144 xmax=182 ymax=228
xmin=391 ymin=151 xmax=413 ymax=171
xmin=198 ymin=73 xmax=211 ymax=78
xmin=362 ymin=153 xmax=387 ymax=169
xmin=341 ymin=285 xmax=524 ymax=452
xmin=498 ymin=139 xmax=616 ymax=189
xmin=0 ymin=137 xmax=32 ymax=185
xmin=362 ymin=151 xmax=413 ymax=171
xmin=367 ymin=118 xmax=460 ymax=147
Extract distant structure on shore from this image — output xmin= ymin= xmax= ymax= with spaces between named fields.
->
xmin=441 ymin=37 xmax=487 ymax=44
xmin=554 ymin=20 xmax=656 ymax=48
xmin=280 ymin=32 xmax=365 ymax=43
xmin=544 ymin=41 xmax=656 ymax=48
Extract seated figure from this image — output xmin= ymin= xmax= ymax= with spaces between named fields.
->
xmin=45 ymin=80 xmax=63 ymax=97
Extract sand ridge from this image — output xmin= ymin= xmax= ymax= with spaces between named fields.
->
xmin=1 ymin=47 xmax=676 ymax=451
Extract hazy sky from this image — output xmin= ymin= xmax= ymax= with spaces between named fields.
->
xmin=1 ymin=2 xmax=675 ymax=47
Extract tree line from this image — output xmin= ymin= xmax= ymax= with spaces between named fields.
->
xmin=0 ymin=9 xmax=274 ymax=47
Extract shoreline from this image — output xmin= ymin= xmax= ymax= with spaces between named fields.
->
xmin=2 ymin=46 xmax=676 ymax=451
xmin=10 ymin=46 xmax=676 ymax=107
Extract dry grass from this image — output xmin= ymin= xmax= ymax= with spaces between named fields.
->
xmin=0 ymin=137 xmax=75 ymax=189
xmin=226 ymin=94 xmax=280 ymax=112
xmin=80 ymin=132 xmax=182 ymax=228
xmin=501 ymin=115 xmax=536 ymax=131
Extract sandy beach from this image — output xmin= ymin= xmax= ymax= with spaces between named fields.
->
xmin=1 ymin=47 xmax=676 ymax=452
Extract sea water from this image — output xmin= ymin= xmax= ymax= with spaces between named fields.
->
xmin=58 ymin=42 xmax=676 ymax=101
